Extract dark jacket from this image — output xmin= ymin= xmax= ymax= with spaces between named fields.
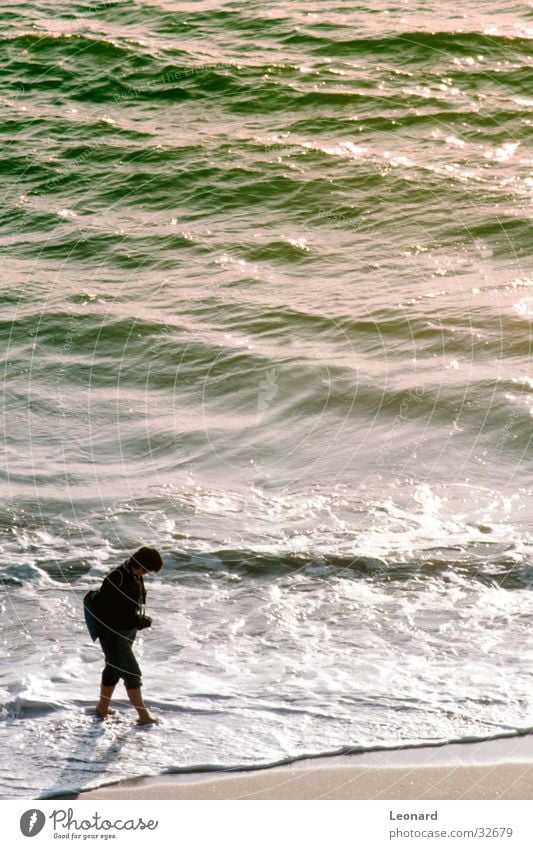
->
xmin=93 ymin=561 xmax=146 ymax=631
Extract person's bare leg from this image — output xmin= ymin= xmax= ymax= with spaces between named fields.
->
xmin=126 ymin=687 xmax=156 ymax=724
xmin=96 ymin=684 xmax=116 ymax=718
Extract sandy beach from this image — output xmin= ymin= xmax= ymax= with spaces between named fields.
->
xmin=74 ymin=736 xmax=533 ymax=800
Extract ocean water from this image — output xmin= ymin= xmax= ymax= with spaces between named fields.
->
xmin=0 ymin=0 xmax=532 ymax=799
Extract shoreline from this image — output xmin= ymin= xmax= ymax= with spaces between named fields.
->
xmin=63 ymin=736 xmax=533 ymax=800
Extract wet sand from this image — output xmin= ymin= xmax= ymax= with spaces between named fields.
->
xmin=76 ymin=736 xmax=533 ymax=800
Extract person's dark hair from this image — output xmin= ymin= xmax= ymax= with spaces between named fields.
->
xmin=129 ymin=546 xmax=163 ymax=573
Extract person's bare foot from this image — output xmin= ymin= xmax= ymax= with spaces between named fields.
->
xmin=136 ymin=714 xmax=157 ymax=725
xmin=95 ymin=706 xmax=116 ymax=719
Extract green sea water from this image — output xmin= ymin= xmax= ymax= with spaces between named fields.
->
xmin=0 ymin=0 xmax=532 ymax=799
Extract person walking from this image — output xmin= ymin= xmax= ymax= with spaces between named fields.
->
xmin=90 ymin=546 xmax=163 ymax=724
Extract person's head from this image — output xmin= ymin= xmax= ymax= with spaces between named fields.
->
xmin=128 ymin=546 xmax=163 ymax=576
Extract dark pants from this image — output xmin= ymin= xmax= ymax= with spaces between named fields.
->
xmin=99 ymin=627 xmax=142 ymax=690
